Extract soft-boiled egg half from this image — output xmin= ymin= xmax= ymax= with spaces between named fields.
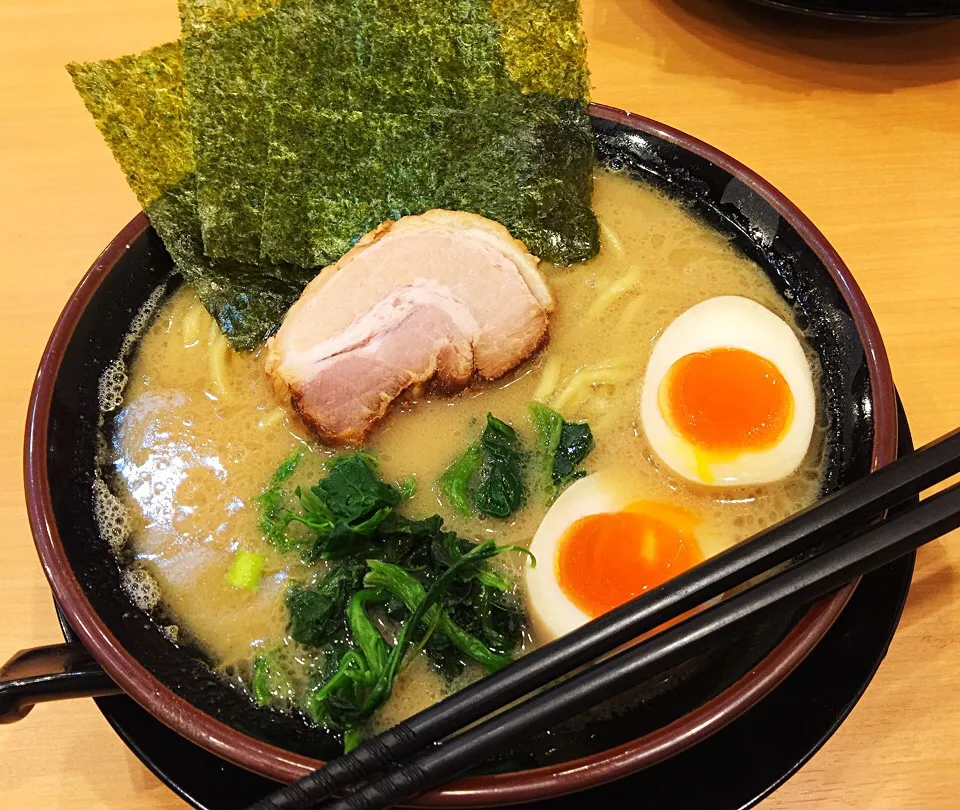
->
xmin=640 ymin=296 xmax=815 ymax=487
xmin=525 ymin=473 xmax=719 ymax=643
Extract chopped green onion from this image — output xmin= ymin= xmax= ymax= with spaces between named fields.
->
xmin=226 ymin=550 xmax=265 ymax=590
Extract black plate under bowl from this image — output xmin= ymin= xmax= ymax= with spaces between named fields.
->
xmin=742 ymin=0 xmax=960 ymax=21
xmin=60 ymin=396 xmax=914 ymax=809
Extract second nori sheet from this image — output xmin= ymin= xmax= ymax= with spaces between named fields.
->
xmin=68 ymin=43 xmax=316 ymax=350
xmin=491 ymin=0 xmax=590 ymax=100
xmin=257 ymin=0 xmax=596 ymax=266
xmin=262 ymin=93 xmax=597 ymax=267
xmin=266 ymin=0 xmax=512 ymax=113
xmin=179 ymin=0 xmax=515 ymax=266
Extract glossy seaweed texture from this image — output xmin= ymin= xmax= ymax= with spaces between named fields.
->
xmin=44 ymin=114 xmax=876 ymax=768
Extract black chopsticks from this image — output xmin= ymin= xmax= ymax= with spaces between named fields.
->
xmin=251 ymin=427 xmax=960 ymax=810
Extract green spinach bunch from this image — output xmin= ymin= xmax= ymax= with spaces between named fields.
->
xmin=304 ymin=544 xmax=507 ymax=752
xmin=256 ymin=452 xmax=530 ymax=750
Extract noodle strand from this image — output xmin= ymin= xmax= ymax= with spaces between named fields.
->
xmin=208 ymin=332 xmax=233 ymax=402
xmin=587 ymin=267 xmax=642 ymax=319
xmin=181 ymin=302 xmax=203 ymax=346
xmin=533 ymin=355 xmax=562 ymax=402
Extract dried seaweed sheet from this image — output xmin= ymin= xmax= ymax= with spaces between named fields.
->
xmin=271 ymin=11 xmax=512 ymax=112
xmin=446 ymin=95 xmax=597 ymax=261
xmin=262 ymin=93 xmax=597 ymax=267
xmin=179 ymin=0 xmax=511 ymax=265
xmin=147 ymin=181 xmax=316 ymax=347
xmin=256 ymin=0 xmax=504 ymax=264
xmin=343 ymin=0 xmax=590 ymax=101
xmin=256 ymin=0 xmax=595 ymax=266
xmin=68 ymin=44 xmax=315 ymax=350
xmin=179 ymin=0 xmax=282 ymax=263
xmin=67 ymin=44 xmax=195 ymax=209
xmin=179 ymin=0 xmax=283 ymax=28
xmin=185 ymin=0 xmax=592 ymax=268
xmin=491 ymin=0 xmax=590 ymax=100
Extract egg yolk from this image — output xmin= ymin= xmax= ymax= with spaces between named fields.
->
xmin=660 ymin=348 xmax=793 ymax=455
xmin=556 ymin=502 xmax=702 ymax=617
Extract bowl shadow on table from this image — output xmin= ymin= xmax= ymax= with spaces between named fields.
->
xmin=617 ymin=0 xmax=960 ymax=93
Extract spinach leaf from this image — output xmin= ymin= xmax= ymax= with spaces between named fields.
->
xmin=286 ymin=562 xmax=366 ymax=647
xmin=319 ymin=508 xmax=392 ymax=561
xmin=438 ymin=443 xmax=483 ymax=516
xmin=428 ymin=531 xmax=531 ymax=593
xmin=304 ymin=648 xmax=376 ymax=737
xmin=554 ymin=422 xmax=594 ymax=485
xmin=251 ymin=648 xmax=294 ymax=708
xmin=439 ymin=414 xmax=527 ymax=519
xmin=529 ymin=403 xmax=594 ymax=499
xmin=313 ymin=454 xmax=401 ymax=523
xmin=282 ymin=454 xmax=403 ymax=561
xmin=397 ymin=476 xmax=417 ymax=500
xmin=476 ymin=585 xmax=525 ymax=655
xmin=256 ymin=448 xmax=304 ymax=551
xmin=347 ymin=590 xmax=390 ymax=680
xmin=359 ymin=543 xmax=509 ymax=711
xmin=378 ymin=513 xmax=444 ymax=565
xmin=428 ymin=531 xmax=475 ymax=571
xmin=474 ymin=415 xmax=527 ymax=518
xmin=305 ymin=541 xmax=512 ymax=748
xmin=529 ymin=401 xmax=563 ymax=481
xmin=363 ymin=560 xmax=513 ymax=673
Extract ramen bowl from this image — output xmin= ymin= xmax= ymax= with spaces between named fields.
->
xmin=14 ymin=104 xmax=896 ymax=805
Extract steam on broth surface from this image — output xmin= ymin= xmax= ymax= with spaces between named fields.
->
xmin=103 ymin=170 xmax=827 ymax=735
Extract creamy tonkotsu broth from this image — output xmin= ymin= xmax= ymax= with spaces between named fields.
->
xmin=103 ymin=171 xmax=827 ymax=734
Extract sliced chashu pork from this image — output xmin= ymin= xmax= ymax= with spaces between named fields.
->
xmin=285 ymin=284 xmax=477 ymax=443
xmin=265 ymin=210 xmax=554 ymax=444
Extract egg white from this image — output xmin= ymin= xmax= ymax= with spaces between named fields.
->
xmin=639 ymin=296 xmax=816 ymax=487
xmin=525 ymin=474 xmax=627 ymax=643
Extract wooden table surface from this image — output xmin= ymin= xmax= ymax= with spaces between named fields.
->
xmin=1 ymin=0 xmax=959 ymax=807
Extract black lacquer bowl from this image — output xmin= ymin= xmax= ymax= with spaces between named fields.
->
xmin=743 ymin=0 xmax=960 ymax=22
xmin=4 ymin=105 xmax=897 ymax=806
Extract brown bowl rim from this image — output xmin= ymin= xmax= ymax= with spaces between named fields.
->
xmin=24 ymin=103 xmax=898 ymax=804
